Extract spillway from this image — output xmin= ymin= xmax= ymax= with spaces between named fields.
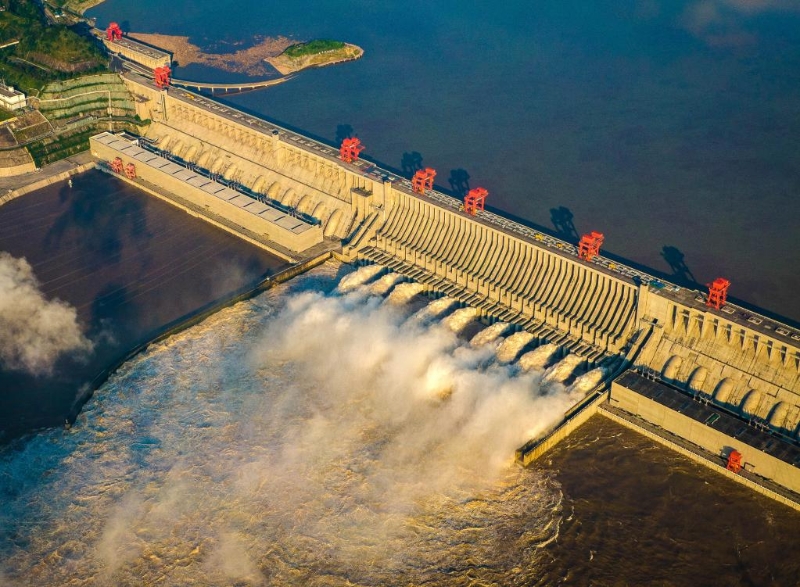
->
xmin=519 ymin=344 xmax=560 ymax=372
xmin=370 ymin=272 xmax=405 ymax=296
xmin=337 ymin=264 xmax=384 ymax=292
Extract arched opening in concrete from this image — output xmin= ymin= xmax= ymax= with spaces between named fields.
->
xmin=252 ymin=176 xmax=267 ymax=193
xmin=281 ymin=188 xmax=298 ymax=207
xmin=196 ymin=150 xmax=213 ymax=169
xmin=210 ymin=157 xmax=226 ymax=174
xmin=184 ymin=144 xmax=199 ymax=162
xmin=767 ymin=402 xmax=800 ymax=435
xmin=296 ymin=195 xmax=316 ymax=215
xmin=310 ymin=202 xmax=328 ymax=222
xmin=267 ymin=181 xmax=282 ymax=200
xmin=223 ymin=164 xmax=239 ymax=180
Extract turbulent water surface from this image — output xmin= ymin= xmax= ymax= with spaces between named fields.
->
xmin=0 ymin=264 xmax=589 ymax=585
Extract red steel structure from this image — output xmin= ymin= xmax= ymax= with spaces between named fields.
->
xmin=124 ymin=162 xmax=136 ymax=179
xmin=106 ymin=22 xmax=123 ymax=41
xmin=464 ymin=187 xmax=488 ymax=216
xmin=339 ymin=137 xmax=364 ymax=163
xmin=726 ymin=450 xmax=742 ymax=473
xmin=154 ymin=66 xmax=172 ymax=89
xmin=110 ymin=157 xmax=123 ymax=173
xmin=411 ymin=168 xmax=436 ymax=193
xmin=578 ymin=231 xmax=604 ymax=262
xmin=706 ymin=277 xmax=730 ymax=310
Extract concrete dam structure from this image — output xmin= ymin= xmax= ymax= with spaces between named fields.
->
xmin=91 ymin=72 xmax=800 ymax=505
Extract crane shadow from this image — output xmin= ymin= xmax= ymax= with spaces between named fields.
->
xmin=550 ymin=206 xmax=579 ymax=240
xmin=448 ymin=169 xmax=470 ymax=197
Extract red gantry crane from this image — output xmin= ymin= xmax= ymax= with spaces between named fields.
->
xmin=706 ymin=277 xmax=730 ymax=310
xmin=154 ymin=66 xmax=171 ymax=89
xmin=411 ymin=168 xmax=436 ymax=193
xmin=464 ymin=187 xmax=488 ymax=216
xmin=339 ymin=137 xmax=364 ymax=163
xmin=578 ymin=231 xmax=604 ymax=262
xmin=106 ymin=22 xmax=123 ymax=41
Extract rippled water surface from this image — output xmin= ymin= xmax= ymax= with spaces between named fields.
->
xmin=0 ymin=265 xmax=584 ymax=585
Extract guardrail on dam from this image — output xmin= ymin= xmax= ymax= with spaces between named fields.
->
xmin=109 ymin=72 xmax=800 ymax=503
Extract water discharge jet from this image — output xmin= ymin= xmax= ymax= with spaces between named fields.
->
xmin=519 ymin=343 xmax=559 ymax=372
xmin=470 ymin=322 xmax=512 ymax=348
xmin=496 ymin=332 xmax=536 ymax=363
xmin=442 ymin=307 xmax=479 ymax=334
xmin=385 ymin=282 xmax=424 ymax=305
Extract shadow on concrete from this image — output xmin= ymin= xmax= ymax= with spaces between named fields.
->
xmin=448 ymin=169 xmax=471 ymax=197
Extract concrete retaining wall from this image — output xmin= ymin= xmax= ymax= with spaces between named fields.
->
xmin=599 ymin=406 xmax=800 ymax=512
xmin=516 ymin=391 xmax=609 ymax=466
xmin=608 ymin=381 xmax=800 ymax=495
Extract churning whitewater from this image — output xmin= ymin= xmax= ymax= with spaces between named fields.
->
xmin=0 ymin=263 xmax=588 ymax=586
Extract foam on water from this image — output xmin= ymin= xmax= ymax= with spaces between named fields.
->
xmin=0 ymin=264 xmax=573 ymax=586
xmin=470 ymin=322 xmax=511 ymax=348
xmin=496 ymin=332 xmax=536 ymax=363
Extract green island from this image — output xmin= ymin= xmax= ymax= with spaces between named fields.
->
xmin=267 ymin=39 xmax=363 ymax=75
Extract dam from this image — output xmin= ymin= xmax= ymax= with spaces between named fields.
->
xmin=89 ymin=72 xmax=800 ymax=507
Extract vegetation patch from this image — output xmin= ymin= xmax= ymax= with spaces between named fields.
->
xmin=0 ymin=0 xmax=106 ymax=92
xmin=283 ymin=39 xmax=345 ymax=58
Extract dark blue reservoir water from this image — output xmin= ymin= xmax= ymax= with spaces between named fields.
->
xmin=91 ymin=0 xmax=800 ymax=323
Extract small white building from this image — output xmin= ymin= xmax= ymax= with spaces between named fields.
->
xmin=0 ymin=82 xmax=27 ymax=111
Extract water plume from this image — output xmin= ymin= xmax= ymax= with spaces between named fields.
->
xmin=385 ymin=281 xmax=424 ymax=305
xmin=336 ymin=263 xmax=384 ymax=292
xmin=496 ymin=331 xmax=535 ymax=363
xmin=544 ymin=354 xmax=584 ymax=384
xmin=442 ymin=306 xmax=478 ymax=334
xmin=0 ymin=251 xmax=92 ymax=375
xmin=519 ymin=342 xmax=559 ymax=372
xmin=569 ymin=367 xmax=607 ymax=394
xmin=470 ymin=322 xmax=511 ymax=347
xmin=407 ymin=296 xmax=458 ymax=325
xmin=0 ymin=264 xmax=575 ymax=586
xmin=369 ymin=272 xmax=404 ymax=296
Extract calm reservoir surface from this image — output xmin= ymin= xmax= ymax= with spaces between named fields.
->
xmin=92 ymin=0 xmax=800 ymax=323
